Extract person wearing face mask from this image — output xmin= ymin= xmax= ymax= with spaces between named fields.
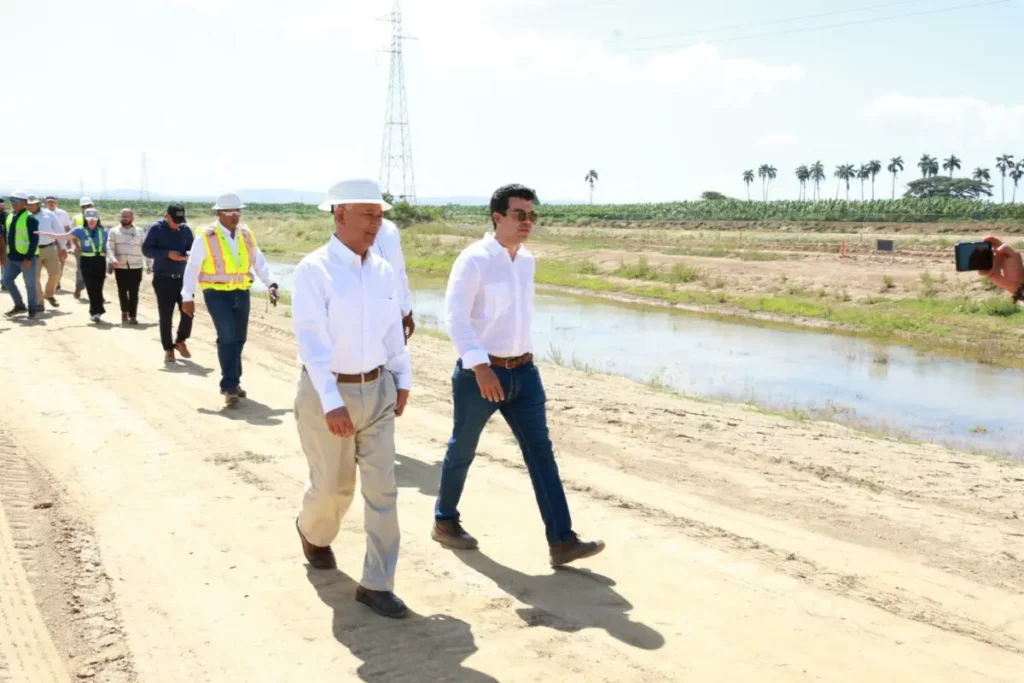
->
xmin=181 ymin=193 xmax=278 ymax=405
xmin=106 ymin=208 xmax=151 ymax=324
xmin=67 ymin=208 xmax=109 ymax=322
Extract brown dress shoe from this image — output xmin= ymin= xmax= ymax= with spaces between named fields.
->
xmin=355 ymin=586 xmax=408 ymax=619
xmin=431 ymin=520 xmax=479 ymax=550
xmin=174 ymin=341 xmax=191 ymax=359
xmin=296 ymin=519 xmax=336 ymax=570
xmin=550 ymin=533 xmax=605 ymax=567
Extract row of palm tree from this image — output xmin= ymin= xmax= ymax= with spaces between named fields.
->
xmin=742 ymin=154 xmax=1024 ymax=202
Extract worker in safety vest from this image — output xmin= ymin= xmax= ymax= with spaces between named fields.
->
xmin=181 ymin=192 xmax=279 ymax=405
xmin=3 ymin=191 xmax=41 ymax=318
xmin=66 ymin=209 xmax=110 ymax=323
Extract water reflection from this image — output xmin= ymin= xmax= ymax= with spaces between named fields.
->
xmin=264 ymin=262 xmax=1024 ymax=459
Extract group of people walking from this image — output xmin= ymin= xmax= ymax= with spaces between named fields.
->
xmin=291 ymin=178 xmax=605 ymax=620
xmin=3 ymin=178 xmax=606 ymax=623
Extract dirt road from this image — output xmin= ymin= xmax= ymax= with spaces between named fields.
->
xmin=0 ymin=274 xmax=1022 ymax=682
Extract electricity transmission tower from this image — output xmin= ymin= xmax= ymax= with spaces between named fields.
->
xmin=378 ymin=0 xmax=416 ymax=204
xmin=139 ymin=152 xmax=150 ymax=201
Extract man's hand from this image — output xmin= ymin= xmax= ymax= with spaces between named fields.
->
xmin=168 ymin=251 xmax=186 ymax=262
xmin=268 ymin=284 xmax=280 ymax=305
xmin=325 ymin=407 xmax=355 ymax=438
xmin=473 ymin=364 xmax=505 ymax=402
xmin=403 ymin=312 xmax=415 ymax=342
xmin=108 ymin=264 xmax=116 ymax=275
xmin=980 ymin=236 xmax=1024 ymax=295
xmin=20 ymin=260 xmax=29 ymax=273
xmin=146 ymin=266 xmax=152 ymax=274
xmin=395 ymin=389 xmax=410 ymax=416
xmin=182 ymin=301 xmax=195 ymax=317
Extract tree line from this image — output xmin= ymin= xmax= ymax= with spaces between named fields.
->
xmin=743 ymin=155 xmax=1024 ymax=203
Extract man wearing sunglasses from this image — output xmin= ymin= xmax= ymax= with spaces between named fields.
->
xmin=432 ymin=183 xmax=605 ymax=567
xmin=181 ymin=193 xmax=279 ymax=405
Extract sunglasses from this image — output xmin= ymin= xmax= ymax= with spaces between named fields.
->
xmin=219 ymin=210 xmax=242 ymax=217
xmin=504 ymin=209 xmax=538 ymax=222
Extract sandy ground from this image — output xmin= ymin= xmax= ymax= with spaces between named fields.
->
xmin=0 ymin=269 xmax=1023 ymax=683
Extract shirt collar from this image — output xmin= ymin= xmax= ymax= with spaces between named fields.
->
xmin=483 ymin=231 xmax=526 ymax=258
xmin=328 ymin=235 xmax=366 ymax=267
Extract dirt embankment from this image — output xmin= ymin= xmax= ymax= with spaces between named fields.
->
xmin=0 ymin=271 xmax=1022 ymax=682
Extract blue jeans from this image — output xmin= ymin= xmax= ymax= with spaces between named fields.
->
xmin=202 ymin=289 xmax=250 ymax=392
xmin=3 ymin=258 xmax=39 ymax=312
xmin=435 ymin=360 xmax=574 ymax=546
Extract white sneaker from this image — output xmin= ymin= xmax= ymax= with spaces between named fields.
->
xmin=91 ymin=314 xmax=101 ymax=323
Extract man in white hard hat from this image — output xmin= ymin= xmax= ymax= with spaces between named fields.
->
xmin=3 ymin=191 xmax=41 ymax=318
xmin=45 ymin=197 xmax=72 ymax=292
xmin=181 ymin=193 xmax=279 ymax=405
xmin=292 ymin=178 xmax=412 ymax=619
xmin=26 ymin=196 xmax=65 ymax=311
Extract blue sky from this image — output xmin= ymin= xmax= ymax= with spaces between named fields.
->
xmin=7 ymin=0 xmax=1023 ymax=203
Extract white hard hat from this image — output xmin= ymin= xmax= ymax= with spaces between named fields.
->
xmin=317 ymin=179 xmax=393 ymax=212
xmin=212 ymin=192 xmax=246 ymax=211
xmin=10 ymin=190 xmax=29 ymax=201
xmin=79 ymin=196 xmax=93 ymax=207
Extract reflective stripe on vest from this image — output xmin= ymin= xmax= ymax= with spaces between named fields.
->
xmin=79 ymin=228 xmax=106 ymax=257
xmin=5 ymin=212 xmax=37 ymax=257
xmin=198 ymin=226 xmax=256 ymax=290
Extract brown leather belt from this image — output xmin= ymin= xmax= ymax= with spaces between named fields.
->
xmin=488 ymin=353 xmax=533 ymax=369
xmin=334 ymin=366 xmax=384 ymax=384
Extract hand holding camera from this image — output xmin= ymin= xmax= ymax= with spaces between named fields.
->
xmin=955 ymin=236 xmax=1024 ymax=298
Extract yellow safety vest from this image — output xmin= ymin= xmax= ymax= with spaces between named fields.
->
xmin=4 ymin=212 xmax=38 ymax=257
xmin=198 ymin=225 xmax=257 ymax=291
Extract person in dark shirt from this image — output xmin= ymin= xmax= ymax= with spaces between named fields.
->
xmin=142 ymin=204 xmax=195 ymax=362
xmin=3 ymin=192 xmax=41 ymax=318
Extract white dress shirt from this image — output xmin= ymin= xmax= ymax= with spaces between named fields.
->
xmin=107 ymin=224 xmax=152 ymax=270
xmin=444 ymin=232 xmax=534 ymax=369
xmin=32 ymin=209 xmax=61 ymax=247
xmin=371 ymin=219 xmax=413 ymax=316
xmin=181 ymin=222 xmax=274 ymax=302
xmin=292 ymin=236 xmax=413 ymax=414
xmin=51 ymin=209 xmax=75 ymax=253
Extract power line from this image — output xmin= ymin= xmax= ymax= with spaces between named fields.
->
xmin=622 ymin=0 xmax=936 ymax=44
xmin=617 ymin=0 xmax=1010 ymax=54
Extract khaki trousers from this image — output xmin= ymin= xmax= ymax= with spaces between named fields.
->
xmin=36 ymin=244 xmax=61 ymax=301
xmin=295 ymin=368 xmax=400 ymax=592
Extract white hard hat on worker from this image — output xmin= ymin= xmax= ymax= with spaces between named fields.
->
xmin=212 ymin=193 xmax=246 ymax=211
xmin=317 ymin=179 xmax=393 ymax=212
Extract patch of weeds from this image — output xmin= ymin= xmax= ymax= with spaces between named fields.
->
xmin=666 ymin=263 xmax=701 ymax=283
xmin=576 ymin=259 xmax=600 ymax=275
xmin=881 ymin=274 xmax=895 ymax=291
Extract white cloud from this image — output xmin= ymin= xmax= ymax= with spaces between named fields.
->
xmin=861 ymin=93 xmax=1024 ymax=143
xmin=758 ymin=133 xmax=799 ymax=148
xmin=291 ymin=0 xmax=803 ymax=105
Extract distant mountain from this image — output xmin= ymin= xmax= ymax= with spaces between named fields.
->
xmin=52 ymin=188 xmax=579 ymax=206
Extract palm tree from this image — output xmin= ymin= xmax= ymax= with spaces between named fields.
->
xmin=742 ymin=170 xmax=755 ymax=200
xmin=795 ymin=165 xmax=810 ymax=200
xmin=887 ymin=156 xmax=904 ymax=199
xmin=1011 ymin=162 xmax=1024 ymax=204
xmin=996 ymin=155 xmax=1015 ymax=203
xmin=765 ymin=165 xmax=778 ymax=201
xmin=857 ymin=164 xmax=871 ymax=201
xmin=972 ymin=167 xmax=991 ymax=183
xmin=584 ymin=169 xmax=598 ymax=204
xmin=757 ymin=164 xmax=777 ymax=201
xmin=918 ymin=154 xmax=936 ymax=178
xmin=810 ymin=161 xmax=825 ymax=200
xmin=835 ymin=164 xmax=856 ymax=200
xmin=942 ymin=154 xmax=962 ymax=177
xmin=866 ymin=159 xmax=882 ymax=200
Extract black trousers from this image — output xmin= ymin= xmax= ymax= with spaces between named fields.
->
xmin=113 ymin=267 xmax=143 ymax=319
xmin=79 ymin=256 xmax=107 ymax=316
xmin=152 ymin=275 xmax=193 ymax=351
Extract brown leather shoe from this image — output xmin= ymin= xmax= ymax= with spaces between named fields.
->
xmin=550 ymin=533 xmax=605 ymax=567
xmin=431 ymin=520 xmax=479 ymax=550
xmin=355 ymin=586 xmax=408 ymax=619
xmin=174 ymin=341 xmax=191 ymax=359
xmin=296 ymin=519 xmax=336 ymax=570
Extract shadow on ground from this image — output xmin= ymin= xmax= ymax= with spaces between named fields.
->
xmin=160 ymin=360 xmax=214 ymax=377
xmin=306 ymin=566 xmax=498 ymax=682
xmin=393 ymin=453 xmax=664 ymax=651
xmin=197 ymin=398 xmax=291 ymax=426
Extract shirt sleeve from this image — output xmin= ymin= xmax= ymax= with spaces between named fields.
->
xmin=383 ymin=269 xmax=413 ymax=390
xmin=250 ymin=240 xmax=274 ymax=287
xmin=106 ymin=228 xmax=118 ymax=266
xmin=390 ymin=227 xmax=413 ymax=316
xmin=291 ymin=260 xmax=345 ymax=413
xmin=26 ymin=216 xmax=39 ymax=255
xmin=180 ymin=232 xmax=207 ymax=302
xmin=444 ymin=251 xmax=489 ymax=369
xmin=142 ymin=225 xmax=165 ymax=259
